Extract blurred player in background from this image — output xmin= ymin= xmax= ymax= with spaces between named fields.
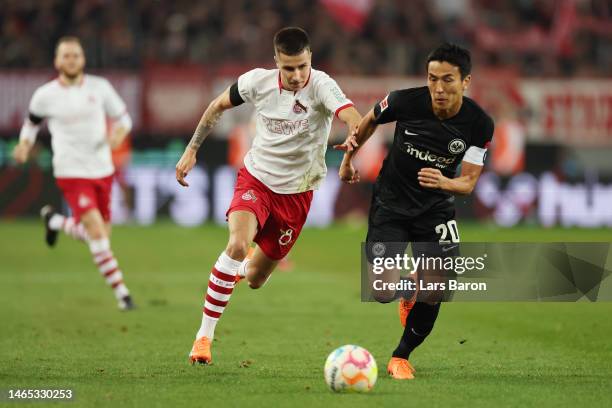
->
xmin=12 ymin=37 xmax=135 ymax=311
xmin=339 ymin=43 xmax=494 ymax=379
xmin=175 ymin=27 xmax=362 ymax=365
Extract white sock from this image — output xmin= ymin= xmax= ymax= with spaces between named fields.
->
xmin=240 ymin=257 xmax=273 ymax=288
xmin=238 ymin=259 xmax=250 ymax=278
xmin=48 ymin=214 xmax=64 ymax=230
xmin=89 ymin=238 xmax=130 ymax=300
xmin=196 ymin=251 xmax=241 ymax=340
xmin=49 ymin=214 xmax=88 ymax=241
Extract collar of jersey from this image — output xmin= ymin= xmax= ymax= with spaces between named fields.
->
xmin=277 ymin=69 xmax=311 ymax=95
xmin=57 ymin=75 xmax=85 ymax=88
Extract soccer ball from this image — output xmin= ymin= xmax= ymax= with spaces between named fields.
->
xmin=324 ymin=345 xmax=377 ymax=392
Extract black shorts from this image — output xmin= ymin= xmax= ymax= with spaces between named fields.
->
xmin=365 ymin=199 xmax=460 ymax=263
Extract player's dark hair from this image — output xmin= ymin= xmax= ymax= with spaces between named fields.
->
xmin=273 ymin=27 xmax=310 ymax=56
xmin=426 ymin=43 xmax=471 ymax=79
xmin=55 ymin=36 xmax=83 ymax=55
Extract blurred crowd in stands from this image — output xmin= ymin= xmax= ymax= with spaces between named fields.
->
xmin=1 ymin=0 xmax=610 ymax=76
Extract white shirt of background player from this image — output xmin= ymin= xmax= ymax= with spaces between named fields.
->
xmin=19 ymin=75 xmax=132 ymax=178
xmin=14 ymin=48 xmax=132 ymax=179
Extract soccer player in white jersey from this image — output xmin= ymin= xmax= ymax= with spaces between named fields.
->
xmin=175 ymin=27 xmax=362 ymax=364
xmin=12 ymin=37 xmax=135 ymax=311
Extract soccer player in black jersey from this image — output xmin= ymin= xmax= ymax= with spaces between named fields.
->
xmin=338 ymin=43 xmax=494 ymax=380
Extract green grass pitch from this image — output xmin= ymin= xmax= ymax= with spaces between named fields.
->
xmin=1 ymin=220 xmax=611 ymax=407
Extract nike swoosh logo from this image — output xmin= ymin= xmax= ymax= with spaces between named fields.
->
xmin=405 ymin=130 xmax=419 ymax=136
xmin=442 ymin=245 xmax=458 ymax=252
xmin=411 ymin=328 xmax=426 ymax=337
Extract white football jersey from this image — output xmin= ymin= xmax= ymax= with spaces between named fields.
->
xmin=28 ymin=74 xmax=127 ymax=178
xmin=237 ymin=68 xmax=353 ymax=193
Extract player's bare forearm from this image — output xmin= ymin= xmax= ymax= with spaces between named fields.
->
xmin=418 ymin=161 xmax=483 ymax=195
xmin=176 ymin=87 xmax=234 ymax=187
xmin=345 ymin=109 xmax=378 ymax=160
xmin=109 ymin=112 xmax=132 ymax=149
xmin=187 ymin=87 xmax=234 ymax=152
xmin=14 ymin=117 xmax=41 ymax=163
xmin=332 ymin=107 xmax=361 ymax=155
xmin=338 ymin=106 xmax=362 ymax=133
xmin=188 ymin=114 xmax=216 ymax=152
xmin=439 ymin=174 xmax=478 ymax=195
xmin=12 ymin=140 xmax=33 ymax=164
xmin=109 ymin=126 xmax=128 ymax=149
xmin=335 ymin=109 xmax=374 ymax=184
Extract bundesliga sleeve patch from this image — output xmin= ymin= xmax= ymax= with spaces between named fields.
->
xmin=330 ymin=86 xmax=346 ymax=103
xmin=379 ymin=95 xmax=389 ymax=112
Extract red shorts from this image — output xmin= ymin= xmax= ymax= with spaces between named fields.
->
xmin=56 ymin=175 xmax=113 ymax=222
xmin=227 ymin=168 xmax=313 ymax=261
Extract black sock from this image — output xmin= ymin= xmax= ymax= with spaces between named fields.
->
xmin=392 ymin=302 xmax=441 ymax=360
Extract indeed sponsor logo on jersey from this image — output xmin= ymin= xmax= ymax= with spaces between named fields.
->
xmin=262 ymin=116 xmax=309 ymax=136
xmin=403 ymin=142 xmax=456 ymax=168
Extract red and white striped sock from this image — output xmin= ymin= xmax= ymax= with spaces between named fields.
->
xmin=237 ymin=259 xmax=250 ymax=278
xmin=196 ymin=251 xmax=242 ymax=340
xmin=49 ymin=214 xmax=88 ymax=241
xmin=89 ymin=238 xmax=130 ymax=300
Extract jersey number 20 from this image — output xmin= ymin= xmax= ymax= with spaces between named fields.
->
xmin=435 ymin=220 xmax=460 ymax=244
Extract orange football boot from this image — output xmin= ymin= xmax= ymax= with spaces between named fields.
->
xmin=387 ymin=357 xmax=415 ymax=380
xmin=189 ymin=336 xmax=212 ymax=364
xmin=399 ymin=298 xmax=416 ymax=327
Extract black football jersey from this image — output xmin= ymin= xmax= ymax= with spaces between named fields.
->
xmin=372 ymin=86 xmax=494 ymax=217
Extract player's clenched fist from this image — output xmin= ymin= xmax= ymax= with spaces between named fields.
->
xmin=175 ymin=147 xmax=197 ymax=187
xmin=418 ymin=167 xmax=448 ymax=190
xmin=339 ymin=158 xmax=360 ymax=184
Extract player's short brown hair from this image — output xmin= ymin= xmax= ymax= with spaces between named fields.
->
xmin=273 ymin=27 xmax=310 ymax=56
xmin=55 ymin=36 xmax=83 ymax=55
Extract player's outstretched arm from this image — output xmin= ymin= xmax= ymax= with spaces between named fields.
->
xmin=175 ymin=86 xmax=234 ymax=187
xmin=334 ymin=106 xmax=363 ymax=184
xmin=418 ymin=161 xmax=483 ymax=195
xmin=337 ymin=106 xmax=362 ymax=141
xmin=348 ymin=109 xmax=379 ymax=157
xmin=109 ymin=112 xmax=133 ymax=149
xmin=102 ymin=79 xmax=133 ymax=150
xmin=12 ymin=139 xmax=33 ymax=164
xmin=335 ymin=109 xmax=378 ymax=184
xmin=12 ymin=116 xmax=42 ymax=164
